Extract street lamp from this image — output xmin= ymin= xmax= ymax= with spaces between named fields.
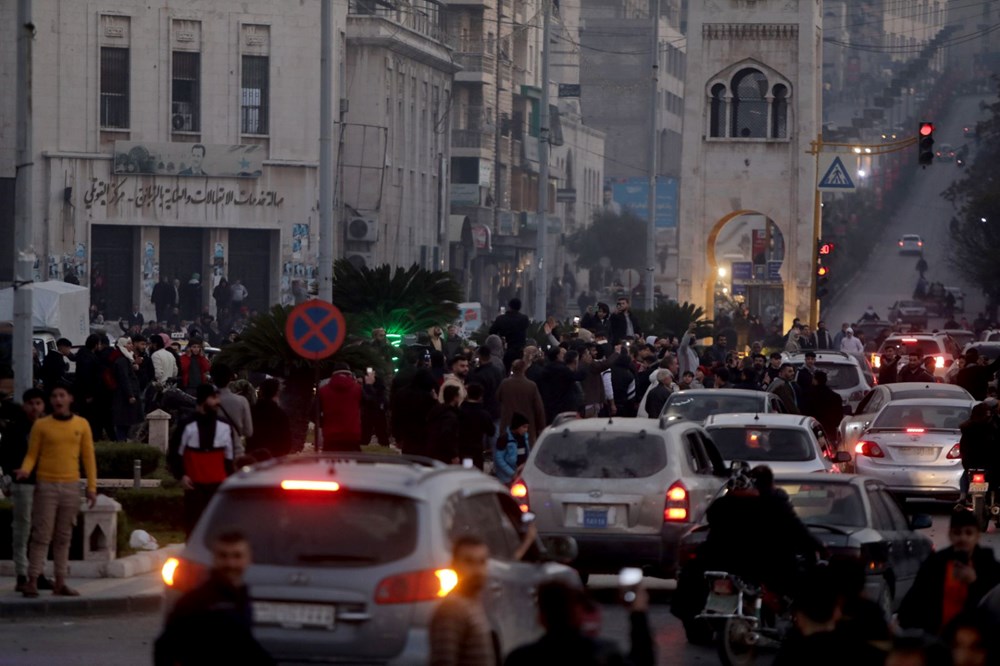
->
xmin=717 ymin=267 xmax=727 ymax=279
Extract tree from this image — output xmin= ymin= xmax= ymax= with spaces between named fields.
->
xmin=944 ymin=88 xmax=1000 ymax=308
xmin=329 ymin=260 xmax=463 ymax=336
xmin=565 ymin=209 xmax=647 ymax=278
xmin=634 ymin=301 xmax=713 ymax=339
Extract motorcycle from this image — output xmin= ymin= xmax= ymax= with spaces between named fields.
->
xmin=967 ymin=468 xmax=997 ymax=532
xmin=695 ymin=570 xmax=792 ymax=666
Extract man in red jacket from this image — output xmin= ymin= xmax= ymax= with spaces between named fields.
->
xmin=317 ymin=363 xmax=367 ymax=451
xmin=178 ymin=338 xmax=212 ymax=396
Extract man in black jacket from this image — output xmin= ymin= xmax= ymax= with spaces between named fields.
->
xmin=537 ymin=348 xmax=586 ymax=424
xmin=154 ymin=531 xmax=273 ymax=665
xmin=897 ymin=508 xmax=1000 ymax=636
xmin=489 ymin=299 xmax=531 ymax=371
xmin=956 ymin=348 xmax=1000 ymax=400
xmin=427 ymin=385 xmax=462 ymax=464
xmin=878 ymin=348 xmax=899 ymax=385
xmin=898 ymin=353 xmax=935 ymax=383
xmin=609 ymin=297 xmax=642 ymax=345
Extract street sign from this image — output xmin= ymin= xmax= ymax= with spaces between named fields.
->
xmin=285 ymin=300 xmax=347 ymax=360
xmin=558 ymin=83 xmax=581 ymax=98
xmin=817 ymin=154 xmax=856 ymax=191
xmin=731 ymin=261 xmax=753 ymax=281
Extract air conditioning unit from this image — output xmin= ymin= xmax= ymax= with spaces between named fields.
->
xmin=346 ymin=251 xmax=374 ymax=270
xmin=346 ymin=216 xmax=379 ymax=242
xmin=172 ymin=113 xmax=194 ymax=131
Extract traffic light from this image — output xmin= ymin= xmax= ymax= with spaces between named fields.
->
xmin=816 ymin=262 xmax=830 ymax=299
xmin=818 ymin=241 xmax=834 ymax=256
xmin=918 ymin=122 xmax=935 ymax=166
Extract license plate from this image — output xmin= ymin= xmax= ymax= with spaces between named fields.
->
xmin=582 ymin=509 xmax=608 ymax=528
xmin=254 ymin=601 xmax=335 ymax=630
xmin=705 ymin=593 xmax=739 ymax=615
xmin=970 ymin=482 xmax=989 ymax=493
xmin=896 ymin=446 xmax=935 ymax=458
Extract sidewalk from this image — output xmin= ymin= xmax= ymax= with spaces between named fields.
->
xmin=0 ymin=572 xmax=162 ymax=617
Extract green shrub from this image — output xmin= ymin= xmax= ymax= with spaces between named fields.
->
xmin=94 ymin=441 xmax=163 ymax=478
xmin=106 ymin=486 xmax=185 ymax=530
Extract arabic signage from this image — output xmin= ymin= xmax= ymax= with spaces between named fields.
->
xmin=82 ymin=178 xmax=284 ymax=211
xmin=113 ymin=141 xmax=264 ymax=178
xmin=605 ymin=177 xmax=678 ymax=229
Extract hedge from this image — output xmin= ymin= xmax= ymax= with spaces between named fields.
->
xmin=105 ymin=486 xmax=185 ymax=529
xmin=95 ymin=441 xmax=163 ymax=478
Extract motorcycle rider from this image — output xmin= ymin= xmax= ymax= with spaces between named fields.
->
xmin=958 ymin=401 xmax=999 ymax=502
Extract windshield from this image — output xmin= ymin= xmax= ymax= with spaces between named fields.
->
xmin=707 ymin=427 xmax=816 ymax=462
xmin=204 ymin=487 xmax=418 ymax=566
xmin=776 ymin=483 xmax=866 ymax=528
xmin=872 ymin=404 xmax=970 ymax=430
xmin=662 ymin=393 xmax=763 ymax=421
xmin=534 ymin=431 xmax=667 ymax=478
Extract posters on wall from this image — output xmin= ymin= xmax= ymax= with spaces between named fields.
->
xmin=113 ymin=141 xmax=264 ymax=178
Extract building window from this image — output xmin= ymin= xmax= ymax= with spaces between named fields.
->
xmin=171 ymin=52 xmax=200 ymax=132
xmin=100 ymin=47 xmax=130 ymax=129
xmin=241 ymin=55 xmax=269 ymax=135
xmin=731 ymin=68 xmax=769 ymax=138
xmin=771 ymin=84 xmax=788 ymax=138
xmin=709 ymin=83 xmax=726 ymax=138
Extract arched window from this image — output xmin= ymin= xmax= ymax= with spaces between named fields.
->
xmin=731 ymin=68 xmax=769 ymax=138
xmin=771 ymin=84 xmax=788 ymax=138
xmin=709 ymin=83 xmax=726 ymax=137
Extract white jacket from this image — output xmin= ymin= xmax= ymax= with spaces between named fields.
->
xmin=152 ymin=348 xmax=178 ymax=383
xmin=840 ymin=336 xmax=864 ymax=354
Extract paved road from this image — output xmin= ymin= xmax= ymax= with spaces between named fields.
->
xmin=824 ymin=94 xmax=992 ymax=329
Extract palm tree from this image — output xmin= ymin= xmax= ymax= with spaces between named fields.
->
xmin=636 ymin=301 xmax=714 ymax=339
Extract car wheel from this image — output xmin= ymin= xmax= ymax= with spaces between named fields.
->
xmin=683 ymin=618 xmax=715 ymax=646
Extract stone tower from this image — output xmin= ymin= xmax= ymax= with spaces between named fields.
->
xmin=676 ymin=0 xmax=822 ymax=330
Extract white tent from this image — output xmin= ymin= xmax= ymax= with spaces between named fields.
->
xmin=0 ymin=280 xmax=91 ymax=344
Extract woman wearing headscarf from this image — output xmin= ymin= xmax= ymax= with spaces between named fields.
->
xmin=112 ymin=336 xmax=141 ymax=441
xmin=484 ymin=334 xmax=506 ymax=373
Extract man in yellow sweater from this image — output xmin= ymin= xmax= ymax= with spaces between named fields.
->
xmin=15 ymin=384 xmax=97 ymax=598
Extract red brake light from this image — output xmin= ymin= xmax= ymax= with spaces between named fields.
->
xmin=947 ymin=444 xmax=961 ymax=460
xmin=281 ymin=480 xmax=341 ymax=492
xmin=901 ymin=338 xmax=918 ymax=343
xmin=510 ymin=481 xmax=529 ymax=512
xmin=375 ymin=568 xmax=458 ymax=604
xmin=161 ymin=557 xmax=207 ymax=592
xmin=898 ymin=241 xmax=904 ymax=247
xmin=664 ymin=481 xmax=689 ymax=522
xmin=856 ymin=440 xmax=884 ymax=458
xmin=905 ymin=428 xmax=925 ymax=433
xmin=972 ymin=473 xmax=987 ymax=484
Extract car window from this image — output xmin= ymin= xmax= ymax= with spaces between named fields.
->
xmin=204 ymin=487 xmax=418 ymax=566
xmin=881 ymin=339 xmax=943 ymax=357
xmin=707 ymin=426 xmax=815 ymax=462
xmin=663 ymin=393 xmax=764 ymax=421
xmin=685 ymin=432 xmax=712 ymax=474
xmin=811 ymin=425 xmax=830 ymax=455
xmin=813 ymin=363 xmax=861 ymax=390
xmin=872 ymin=404 xmax=970 ymax=430
xmin=770 ymin=395 xmax=787 ymax=413
xmin=533 ymin=430 xmax=667 ymax=478
xmin=776 ymin=482 xmax=866 ymax=527
xmin=448 ymin=493 xmax=517 ymax=561
xmin=856 ymin=391 xmax=876 ymax=414
xmin=890 ymin=388 xmax=971 ymax=401
xmin=877 ymin=490 xmax=910 ymax=532
xmin=867 ymin=488 xmax=895 ymax=532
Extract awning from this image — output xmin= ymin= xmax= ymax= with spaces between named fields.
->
xmin=448 ymin=215 xmax=473 ymax=245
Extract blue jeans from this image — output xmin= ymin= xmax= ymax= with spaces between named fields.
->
xmin=11 ymin=483 xmax=33 ymax=577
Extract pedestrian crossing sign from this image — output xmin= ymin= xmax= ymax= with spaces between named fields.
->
xmin=817 ymin=155 xmax=856 ymax=191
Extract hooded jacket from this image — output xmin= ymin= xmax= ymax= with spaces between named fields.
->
xmin=317 ymin=371 xmax=363 ymax=447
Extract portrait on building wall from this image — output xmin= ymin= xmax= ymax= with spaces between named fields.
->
xmin=112 ymin=141 xmax=264 ymax=178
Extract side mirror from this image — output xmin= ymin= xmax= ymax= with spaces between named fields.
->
xmin=539 ymin=535 xmax=579 ymax=565
xmin=833 ymin=451 xmax=852 ymax=464
xmin=909 ymin=513 xmax=933 ymax=530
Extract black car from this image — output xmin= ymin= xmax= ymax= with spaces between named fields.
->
xmin=677 ymin=474 xmax=933 ymax=619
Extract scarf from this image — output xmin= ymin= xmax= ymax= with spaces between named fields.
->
xmin=116 ymin=337 xmax=135 ymax=362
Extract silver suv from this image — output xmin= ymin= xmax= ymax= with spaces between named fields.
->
xmin=515 ymin=418 xmax=728 ymax=579
xmin=161 ymin=454 xmax=579 ymax=664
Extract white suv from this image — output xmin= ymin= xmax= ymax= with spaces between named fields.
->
xmin=782 ymin=351 xmax=875 ymax=413
xmin=898 ymin=234 xmax=923 ymax=254
xmin=874 ymin=333 xmax=962 ymax=379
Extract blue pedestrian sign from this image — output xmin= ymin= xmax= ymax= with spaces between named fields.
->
xmin=817 ymin=155 xmax=856 ymax=191
xmin=285 ymin=300 xmax=347 ymax=361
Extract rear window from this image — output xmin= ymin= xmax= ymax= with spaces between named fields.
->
xmin=204 ymin=487 xmax=418 ymax=566
xmin=881 ymin=339 xmax=943 ymax=357
xmin=534 ymin=431 xmax=667 ymax=478
xmin=902 ymin=235 xmax=920 ymax=241
xmin=872 ymin=404 xmax=970 ymax=430
xmin=707 ymin=427 xmax=816 ymax=462
xmin=777 ymin=483 xmax=866 ymax=528
xmin=891 ymin=388 xmax=970 ymax=401
xmin=663 ymin=393 xmax=763 ymax=421
xmin=813 ymin=363 xmax=861 ymax=390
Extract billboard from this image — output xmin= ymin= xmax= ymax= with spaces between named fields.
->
xmin=113 ymin=141 xmax=264 ymax=178
xmin=604 ymin=177 xmax=678 ymax=229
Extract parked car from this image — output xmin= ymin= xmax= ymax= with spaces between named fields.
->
xmin=839 ymin=382 xmax=972 ymax=454
xmin=897 ymin=234 xmax=924 ymax=254
xmin=782 ymin=350 xmax=874 ymax=413
xmin=161 ymin=453 xmax=580 ymax=665
xmin=935 ymin=143 xmax=956 ymax=161
xmin=659 ymin=389 xmax=787 ymax=423
xmin=516 ymin=417 xmax=728 ymax=579
xmin=677 ymin=475 xmax=934 ymax=619
xmin=703 ymin=413 xmax=849 ymax=474
xmin=854 ymin=398 xmax=974 ymax=500
xmin=874 ymin=333 xmax=962 ymax=379
xmin=887 ymin=301 xmax=929 ymax=329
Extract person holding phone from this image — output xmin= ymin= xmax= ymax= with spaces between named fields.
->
xmin=898 ymin=508 xmax=1000 ymax=636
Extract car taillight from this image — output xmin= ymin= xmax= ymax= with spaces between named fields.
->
xmin=664 ymin=481 xmax=689 ymax=522
xmin=898 ymin=241 xmax=904 ymax=247
xmin=855 ymin=440 xmax=884 ymax=458
xmin=873 ymin=355 xmax=881 ymax=368
xmin=712 ymin=579 xmax=736 ymax=595
xmin=972 ymin=473 xmax=987 ymax=484
xmin=906 ymin=428 xmax=925 ymax=433
xmin=510 ymin=481 xmax=529 ymax=512
xmin=918 ymin=241 xmax=923 ymax=246
xmin=947 ymin=444 xmax=961 ymax=460
xmin=375 ymin=568 xmax=458 ymax=604
xmin=934 ymin=356 xmax=944 ymax=369
xmin=281 ymin=480 xmax=341 ymax=492
xmin=161 ymin=557 xmax=207 ymax=593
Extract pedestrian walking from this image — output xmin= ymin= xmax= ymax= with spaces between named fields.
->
xmin=839 ymin=328 xmax=864 ymax=354
xmin=168 ymin=384 xmax=235 ymax=536
xmin=497 ymin=360 xmax=547 ymax=443
xmin=15 ymin=384 xmax=97 ymax=598
xmin=181 ymin=273 xmax=203 ymax=320
xmin=0 ymin=386 xmax=54 ymax=592
xmin=178 ymin=338 xmax=211 ymax=395
xmin=494 ymin=413 xmax=530 ymax=485
xmin=879 ymin=349 xmax=900 ymax=385
xmin=360 ymin=368 xmax=389 ymax=447
xmin=212 ymin=277 xmax=232 ymax=314
xmin=247 ymin=378 xmax=292 ymax=458
xmin=429 ymin=535 xmax=495 ymax=666
xmin=899 ymin=353 xmax=935 ymax=383
xmin=458 ymin=383 xmax=495 ymax=470
xmin=212 ymin=363 xmax=253 ymax=458
xmin=154 ymin=531 xmax=274 ymax=666
xmin=390 ymin=368 xmax=438 ymax=457
xmin=316 ymin=363 xmax=365 ymax=451
xmin=111 ymin=336 xmax=141 ymax=441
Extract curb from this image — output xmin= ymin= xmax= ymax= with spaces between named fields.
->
xmin=0 ymin=544 xmax=183 ymax=580
xmin=0 ymin=592 xmax=162 ymax=619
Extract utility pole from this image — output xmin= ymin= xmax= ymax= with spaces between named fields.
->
xmin=13 ymin=0 xmax=35 ymax=400
xmin=644 ymin=0 xmax=659 ymax=313
xmin=534 ymin=0 xmax=551 ymax=322
xmin=318 ymin=0 xmax=335 ymax=302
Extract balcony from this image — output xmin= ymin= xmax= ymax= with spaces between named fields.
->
xmin=349 ymin=0 xmax=446 ymax=43
xmin=452 ymin=128 xmax=494 ymax=149
xmin=449 ymin=37 xmax=498 ymax=83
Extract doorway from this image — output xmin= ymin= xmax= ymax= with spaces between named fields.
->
xmin=227 ymin=229 xmax=272 ymax=313
xmin=91 ymin=225 xmax=136 ymax=320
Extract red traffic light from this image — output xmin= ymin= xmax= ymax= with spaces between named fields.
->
xmin=819 ymin=243 xmax=834 ymax=255
xmin=919 ymin=122 xmax=934 ymax=136
xmin=817 ymin=266 xmax=830 ymax=277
